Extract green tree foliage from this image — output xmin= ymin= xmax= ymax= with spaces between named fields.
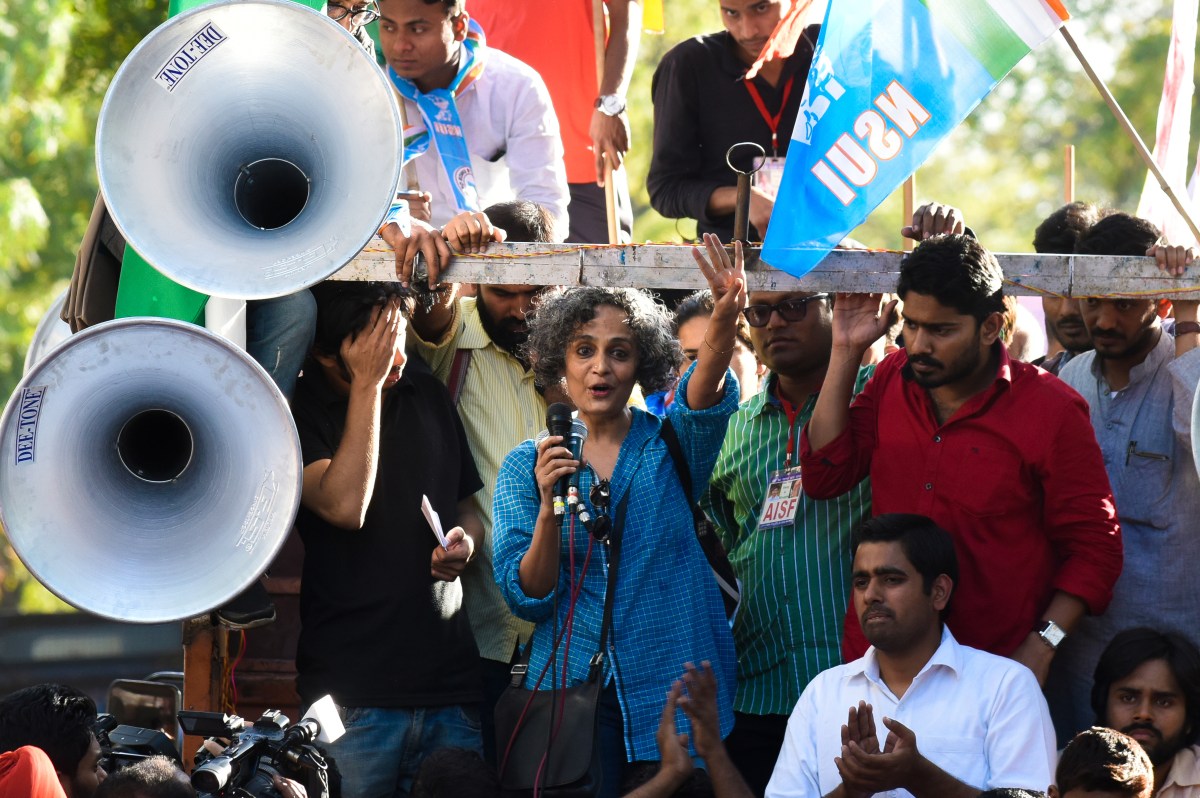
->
xmin=0 ymin=0 xmax=165 ymax=611
xmin=0 ymin=0 xmax=1194 ymax=609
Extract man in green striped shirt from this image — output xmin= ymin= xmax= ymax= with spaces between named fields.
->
xmin=702 ymin=288 xmax=874 ymax=797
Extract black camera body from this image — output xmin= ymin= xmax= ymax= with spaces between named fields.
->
xmin=181 ymin=709 xmax=333 ymax=798
xmin=93 ymin=713 xmax=181 ymax=774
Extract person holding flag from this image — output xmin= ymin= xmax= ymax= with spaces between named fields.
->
xmin=648 ymin=0 xmax=819 ymax=242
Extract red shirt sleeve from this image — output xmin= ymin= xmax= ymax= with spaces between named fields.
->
xmin=1036 ymin=385 xmax=1123 ymax=614
xmin=800 ymin=358 xmax=889 ymax=499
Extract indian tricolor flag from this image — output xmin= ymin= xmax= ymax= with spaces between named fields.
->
xmin=762 ymin=0 xmax=1070 ymax=278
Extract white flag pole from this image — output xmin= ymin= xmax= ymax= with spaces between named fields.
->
xmin=1059 ymin=24 xmax=1200 ymax=244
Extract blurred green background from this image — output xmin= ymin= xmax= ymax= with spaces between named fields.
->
xmin=0 ymin=0 xmax=1195 ymax=609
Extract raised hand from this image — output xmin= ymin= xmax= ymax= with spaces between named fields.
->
xmin=340 ymin=300 xmax=404 ymax=388
xmin=677 ymin=660 xmax=722 ymax=759
xmin=443 ymin=210 xmax=506 ymax=256
xmin=382 ymin=218 xmax=452 ymax=290
xmin=655 ymin=680 xmax=695 ymax=785
xmin=830 ymin=293 xmax=899 ymax=355
xmin=1149 ymin=242 xmax=1197 ymax=277
xmin=902 ymin=202 xmax=965 ymax=241
xmin=691 ymin=233 xmax=747 ymax=333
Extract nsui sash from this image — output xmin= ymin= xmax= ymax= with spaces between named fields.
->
xmin=389 ymin=20 xmax=487 ymax=213
xmin=762 ymin=0 xmax=1070 ymax=278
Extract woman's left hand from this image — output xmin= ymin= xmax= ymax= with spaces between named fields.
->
xmin=691 ymin=233 xmax=747 ymax=330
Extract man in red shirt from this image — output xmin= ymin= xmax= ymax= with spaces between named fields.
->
xmin=801 ymin=233 xmax=1122 ymax=686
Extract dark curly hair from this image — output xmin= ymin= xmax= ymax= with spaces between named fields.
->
xmin=1076 ymin=212 xmax=1161 ymax=257
xmin=1032 ymin=201 xmax=1105 ymax=255
xmin=526 ymin=287 xmax=681 ymax=394
xmin=897 ymin=234 xmax=1005 ymax=323
xmin=0 ymin=683 xmax=97 ymax=777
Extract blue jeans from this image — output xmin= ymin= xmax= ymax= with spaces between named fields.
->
xmin=323 ymin=704 xmax=483 ymax=798
xmin=245 ymin=290 xmax=315 ymax=401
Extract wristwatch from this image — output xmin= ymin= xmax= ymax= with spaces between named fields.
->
xmin=1035 ymin=619 xmax=1067 ymax=650
xmin=594 ymin=94 xmax=626 ymax=116
xmin=1174 ymin=321 xmax=1200 ymax=336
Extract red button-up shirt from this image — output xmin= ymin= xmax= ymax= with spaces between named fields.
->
xmin=800 ymin=345 xmax=1122 ymax=661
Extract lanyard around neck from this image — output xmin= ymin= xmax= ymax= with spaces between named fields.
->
xmin=743 ymin=74 xmax=795 ymax=156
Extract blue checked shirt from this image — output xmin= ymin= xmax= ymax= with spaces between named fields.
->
xmin=492 ymin=366 xmax=740 ymax=761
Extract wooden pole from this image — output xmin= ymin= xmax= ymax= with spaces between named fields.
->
xmin=339 ymin=241 xmax=1200 ymax=297
xmin=903 ymin=174 xmax=917 ymax=251
xmin=1060 ymin=25 xmax=1200 ymax=243
xmin=1064 ymin=145 xmax=1075 ymax=204
xmin=593 ymin=0 xmax=620 ymax=244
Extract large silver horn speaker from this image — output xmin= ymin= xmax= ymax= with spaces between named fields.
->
xmin=96 ymin=0 xmax=402 ymax=299
xmin=0 ymin=318 xmax=303 ymax=622
xmin=23 ymin=289 xmax=71 ymax=375
xmin=1193 ymin=381 xmax=1200 ymax=482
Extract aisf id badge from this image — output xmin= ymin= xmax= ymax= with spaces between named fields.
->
xmin=758 ymin=467 xmax=803 ymax=530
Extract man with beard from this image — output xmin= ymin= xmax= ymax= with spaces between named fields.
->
xmin=1093 ymin=628 xmax=1200 ymax=797
xmin=1046 ymin=213 xmax=1200 ymax=740
xmin=407 ymin=199 xmax=554 ymax=764
xmin=1030 ymin=203 xmax=1106 ymax=375
xmin=801 ymin=234 xmax=1122 ymax=687
xmin=766 ymin=514 xmax=1056 ymax=798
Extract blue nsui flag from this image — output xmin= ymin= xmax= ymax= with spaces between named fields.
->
xmin=761 ymin=0 xmax=1070 ymax=277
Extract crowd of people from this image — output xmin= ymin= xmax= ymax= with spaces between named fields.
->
xmin=9 ymin=0 xmax=1200 ymax=797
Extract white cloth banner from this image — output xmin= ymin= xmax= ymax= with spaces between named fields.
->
xmin=1137 ymin=0 xmax=1198 ymax=246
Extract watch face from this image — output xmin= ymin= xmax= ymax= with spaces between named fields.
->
xmin=600 ymin=95 xmax=625 ymax=115
xmin=1041 ymin=623 xmax=1066 ymax=647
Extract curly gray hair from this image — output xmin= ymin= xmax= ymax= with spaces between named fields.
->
xmin=526 ymin=286 xmax=682 ymax=395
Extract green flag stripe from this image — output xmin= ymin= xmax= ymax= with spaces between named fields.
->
xmin=920 ymin=0 xmax=1030 ymax=82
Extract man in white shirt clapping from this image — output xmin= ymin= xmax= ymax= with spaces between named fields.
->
xmin=766 ymin=513 xmax=1057 ymax=798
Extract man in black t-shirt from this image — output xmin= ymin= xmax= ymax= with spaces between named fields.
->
xmin=291 ymin=281 xmax=485 ymax=798
xmin=648 ymin=0 xmax=818 ymax=242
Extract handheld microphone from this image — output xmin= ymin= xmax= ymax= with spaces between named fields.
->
xmin=547 ymin=405 xmax=588 ymax=516
xmin=566 ymin=419 xmax=588 ymax=511
xmin=545 ymin=403 xmax=574 ymax=516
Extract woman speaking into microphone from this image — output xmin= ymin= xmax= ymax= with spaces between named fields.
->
xmin=492 ymin=234 xmax=747 ymax=794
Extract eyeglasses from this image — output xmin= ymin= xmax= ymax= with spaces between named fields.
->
xmin=326 ymin=1 xmax=379 ymax=25
xmin=586 ymin=480 xmax=612 ymax=543
xmin=741 ymin=294 xmax=830 ymax=327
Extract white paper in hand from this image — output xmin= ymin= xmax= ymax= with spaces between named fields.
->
xmin=422 ymin=494 xmax=450 ymax=549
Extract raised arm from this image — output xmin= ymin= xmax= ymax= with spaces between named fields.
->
xmin=805 ymin=293 xmax=896 ymax=451
xmin=406 ymin=211 xmax=508 ymax=342
xmin=686 ymin=233 xmax=747 ymax=410
xmin=300 ymin=302 xmax=403 ymax=529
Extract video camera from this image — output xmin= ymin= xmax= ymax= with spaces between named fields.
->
xmin=181 ymin=706 xmax=340 ymax=798
xmin=93 ymin=713 xmax=181 ymax=774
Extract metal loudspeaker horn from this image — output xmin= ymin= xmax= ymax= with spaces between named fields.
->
xmin=1193 ymin=385 xmax=1200 ymax=483
xmin=0 ymin=318 xmax=303 ymax=622
xmin=96 ymin=0 xmax=402 ymax=300
xmin=23 ymin=289 xmax=71 ymax=375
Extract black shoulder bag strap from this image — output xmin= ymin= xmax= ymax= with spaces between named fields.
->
xmin=660 ymin=417 xmax=741 ymax=619
xmin=509 ymin=487 xmax=631 ymax=686
xmin=591 ymin=487 xmax=629 ymax=677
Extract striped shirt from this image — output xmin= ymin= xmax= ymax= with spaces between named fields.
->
xmin=411 ymin=297 xmax=541 ymax=663
xmin=702 ymin=368 xmax=873 ymax=716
